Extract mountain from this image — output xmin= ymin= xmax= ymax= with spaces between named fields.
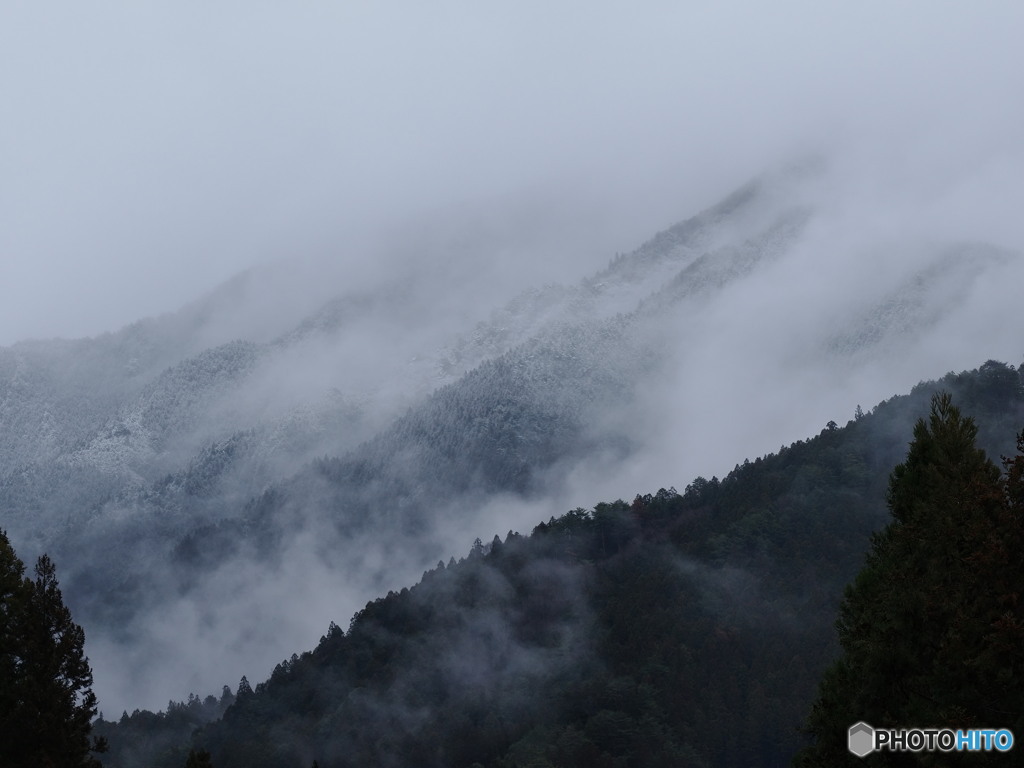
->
xmin=94 ymin=360 xmax=1024 ymax=768
xmin=1 ymin=161 xmax=1022 ymax=713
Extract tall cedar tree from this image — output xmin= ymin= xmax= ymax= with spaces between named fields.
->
xmin=796 ymin=393 xmax=1024 ymax=766
xmin=0 ymin=530 xmax=106 ymax=767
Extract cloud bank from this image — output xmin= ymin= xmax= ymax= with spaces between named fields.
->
xmin=3 ymin=2 xmax=1023 ymax=343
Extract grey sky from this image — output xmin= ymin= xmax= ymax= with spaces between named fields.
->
xmin=4 ymin=3 xmax=1023 ymax=344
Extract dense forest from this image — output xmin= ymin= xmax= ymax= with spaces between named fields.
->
xmin=83 ymin=360 xmax=1024 ymax=767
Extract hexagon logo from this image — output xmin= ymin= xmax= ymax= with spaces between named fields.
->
xmin=848 ymin=722 xmax=875 ymax=757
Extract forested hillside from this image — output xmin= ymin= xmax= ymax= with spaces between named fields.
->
xmin=96 ymin=360 xmax=1024 ymax=767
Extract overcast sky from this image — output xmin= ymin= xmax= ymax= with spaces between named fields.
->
xmin=3 ymin=2 xmax=1024 ymax=345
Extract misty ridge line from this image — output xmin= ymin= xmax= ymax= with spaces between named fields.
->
xmin=156 ymin=168 xmax=820 ymax=543
xmin=0 ymin=163 xmax=792 ymax=519
xmin=3 ymin=159 xmax=1023 ymax=718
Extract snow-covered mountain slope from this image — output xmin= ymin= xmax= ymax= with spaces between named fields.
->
xmin=0 ymin=165 xmax=805 ymax=541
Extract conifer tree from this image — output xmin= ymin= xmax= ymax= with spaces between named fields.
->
xmin=0 ymin=531 xmax=28 ymax=744
xmin=796 ymin=393 xmax=1024 ymax=765
xmin=0 ymin=530 xmax=105 ymax=767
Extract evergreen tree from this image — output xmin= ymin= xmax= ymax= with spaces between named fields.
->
xmin=796 ymin=393 xmax=1024 ymax=765
xmin=0 ymin=531 xmax=28 ymax=746
xmin=236 ymin=675 xmax=253 ymax=698
xmin=0 ymin=530 xmax=106 ymax=767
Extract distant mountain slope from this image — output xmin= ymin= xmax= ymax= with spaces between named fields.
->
xmin=85 ymin=187 xmax=814 ymax=621
xmin=174 ymin=193 xmax=813 ymax=558
xmin=1 ymin=166 xmax=805 ymax=541
xmin=436 ymin=169 xmax=812 ymax=381
xmin=827 ymin=242 xmax=1013 ymax=357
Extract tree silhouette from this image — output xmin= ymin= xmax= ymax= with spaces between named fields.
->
xmin=796 ymin=393 xmax=1024 ymax=765
xmin=0 ymin=530 xmax=106 ymax=767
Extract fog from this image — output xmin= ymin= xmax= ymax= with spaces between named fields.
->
xmin=5 ymin=2 xmax=1022 ymax=344
xmin=3 ymin=2 xmax=1024 ymax=718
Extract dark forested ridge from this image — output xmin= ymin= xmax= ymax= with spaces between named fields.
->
xmin=95 ymin=360 xmax=1024 ymax=767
